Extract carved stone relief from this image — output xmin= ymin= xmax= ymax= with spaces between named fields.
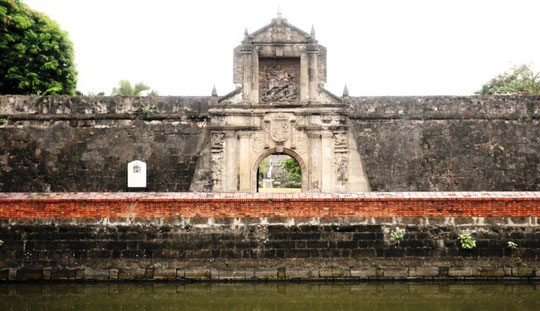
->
xmin=333 ymin=132 xmax=348 ymax=186
xmin=334 ymin=153 xmax=348 ymax=184
xmin=211 ymin=133 xmax=225 ymax=148
xmin=333 ymin=132 xmax=348 ymax=151
xmin=211 ymin=151 xmax=224 ymax=191
xmin=295 ymin=132 xmax=308 ymax=153
xmin=259 ymin=58 xmax=300 ymax=104
xmin=251 ymin=132 xmax=266 ymax=153
xmin=271 ymin=25 xmax=288 ymax=41
xmin=211 ymin=133 xmax=225 ymax=191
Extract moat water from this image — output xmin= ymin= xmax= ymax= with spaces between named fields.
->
xmin=1 ymin=282 xmax=539 ymax=310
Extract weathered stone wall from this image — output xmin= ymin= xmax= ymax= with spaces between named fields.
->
xmin=349 ymin=96 xmax=539 ymax=191
xmin=0 ymin=193 xmax=538 ymax=281
xmin=0 ymin=96 xmax=209 ymax=192
xmin=0 ymin=95 xmax=538 ymax=191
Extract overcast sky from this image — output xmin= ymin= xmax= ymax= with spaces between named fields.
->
xmin=24 ymin=0 xmax=540 ymax=96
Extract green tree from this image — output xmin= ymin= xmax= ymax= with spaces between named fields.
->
xmin=283 ymin=157 xmax=300 ymax=176
xmin=0 ymin=0 xmax=77 ymax=95
xmin=111 ymin=80 xmax=158 ymax=96
xmin=476 ymin=64 xmax=540 ymax=95
xmin=258 ymin=158 xmax=269 ymax=180
xmin=282 ymin=157 xmax=301 ymax=187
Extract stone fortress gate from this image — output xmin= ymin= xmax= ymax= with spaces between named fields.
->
xmin=205 ymin=11 xmax=370 ymax=192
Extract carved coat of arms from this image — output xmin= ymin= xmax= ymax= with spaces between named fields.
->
xmin=270 ymin=114 xmax=291 ymax=142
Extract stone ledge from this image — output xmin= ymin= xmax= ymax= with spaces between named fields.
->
xmin=1 ymin=191 xmax=538 ymax=201
xmin=2 ymin=266 xmax=538 ymax=281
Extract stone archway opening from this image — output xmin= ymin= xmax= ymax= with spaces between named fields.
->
xmin=256 ymin=153 xmax=302 ymax=193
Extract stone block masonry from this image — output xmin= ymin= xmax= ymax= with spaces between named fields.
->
xmin=0 ymin=96 xmax=209 ymax=192
xmin=1 ymin=95 xmax=538 ymax=192
xmin=0 ymin=192 xmax=539 ymax=281
xmin=349 ymin=96 xmax=539 ymax=191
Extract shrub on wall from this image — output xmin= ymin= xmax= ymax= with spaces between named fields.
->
xmin=390 ymin=228 xmax=405 ymax=245
xmin=0 ymin=0 xmax=77 ymax=95
xmin=476 ymin=64 xmax=540 ymax=95
xmin=458 ymin=233 xmax=476 ymax=249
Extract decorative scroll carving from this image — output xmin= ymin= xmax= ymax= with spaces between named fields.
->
xmin=334 ymin=153 xmax=348 ymax=185
xmin=333 ymin=132 xmax=348 ymax=151
xmin=321 ymin=116 xmax=333 ymax=124
xmin=211 ymin=151 xmax=224 ymax=191
xmin=295 ymin=132 xmax=308 ymax=153
xmin=211 ymin=132 xmax=225 ymax=191
xmin=270 ymin=113 xmax=291 ymax=142
xmin=271 ymin=25 xmax=287 ymax=41
xmin=333 ymin=132 xmax=348 ymax=186
xmin=259 ymin=58 xmax=299 ymax=104
xmin=251 ymin=132 xmax=265 ymax=153
xmin=212 ymin=133 xmax=225 ymax=148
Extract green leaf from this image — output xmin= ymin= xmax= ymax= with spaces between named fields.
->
xmin=0 ymin=0 xmax=77 ymax=95
xmin=477 ymin=64 xmax=540 ymax=95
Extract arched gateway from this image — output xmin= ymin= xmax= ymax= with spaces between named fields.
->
xmin=194 ymin=11 xmax=370 ymax=193
xmin=253 ymin=148 xmax=308 ymax=192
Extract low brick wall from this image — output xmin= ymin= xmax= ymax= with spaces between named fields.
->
xmin=0 ymin=192 xmax=539 ymax=281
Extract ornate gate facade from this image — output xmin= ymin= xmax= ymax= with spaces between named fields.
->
xmin=205 ymin=12 xmax=369 ymax=193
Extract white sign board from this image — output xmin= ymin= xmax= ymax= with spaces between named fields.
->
xmin=127 ymin=160 xmax=147 ymax=188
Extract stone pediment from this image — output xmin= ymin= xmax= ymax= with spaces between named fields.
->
xmin=249 ymin=18 xmax=312 ymax=43
xmin=315 ymin=87 xmax=343 ymax=105
xmin=233 ymin=12 xmax=327 ymax=85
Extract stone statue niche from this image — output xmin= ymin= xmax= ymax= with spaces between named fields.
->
xmin=190 ymin=10 xmax=370 ymax=193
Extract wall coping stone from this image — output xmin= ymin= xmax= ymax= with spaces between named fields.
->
xmin=0 ymin=191 xmax=538 ymax=202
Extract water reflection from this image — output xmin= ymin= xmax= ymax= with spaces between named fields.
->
xmin=0 ymin=282 xmax=539 ymax=311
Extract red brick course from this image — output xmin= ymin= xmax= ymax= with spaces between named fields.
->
xmin=0 ymin=192 xmax=538 ymax=218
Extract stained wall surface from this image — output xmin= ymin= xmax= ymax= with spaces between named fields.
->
xmin=0 ymin=192 xmax=538 ymax=281
xmin=0 ymin=95 xmax=538 ymax=191
xmin=0 ymin=96 xmax=209 ymax=192
xmin=349 ymin=96 xmax=539 ymax=191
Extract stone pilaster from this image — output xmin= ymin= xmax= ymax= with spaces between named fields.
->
xmin=241 ymin=43 xmax=253 ymax=102
xmin=307 ymin=41 xmax=319 ymax=101
xmin=224 ymin=132 xmax=238 ymax=192
xmin=320 ymin=132 xmax=334 ymax=192
xmin=238 ymin=132 xmax=252 ymax=192
xmin=307 ymin=132 xmax=322 ymax=191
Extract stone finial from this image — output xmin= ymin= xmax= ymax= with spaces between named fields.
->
xmin=244 ymin=28 xmax=249 ymax=39
xmin=343 ymin=84 xmax=349 ymax=97
xmin=311 ymin=25 xmax=316 ymax=39
xmin=276 ymin=6 xmax=282 ymax=24
xmin=211 ymin=85 xmax=218 ymax=97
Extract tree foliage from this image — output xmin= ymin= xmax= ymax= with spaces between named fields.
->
xmin=476 ymin=64 xmax=540 ymax=95
xmin=0 ymin=0 xmax=77 ymax=95
xmin=283 ymin=158 xmax=300 ymax=176
xmin=282 ymin=157 xmax=301 ymax=187
xmin=258 ymin=158 xmax=269 ymax=180
xmin=111 ymin=80 xmax=158 ymax=96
